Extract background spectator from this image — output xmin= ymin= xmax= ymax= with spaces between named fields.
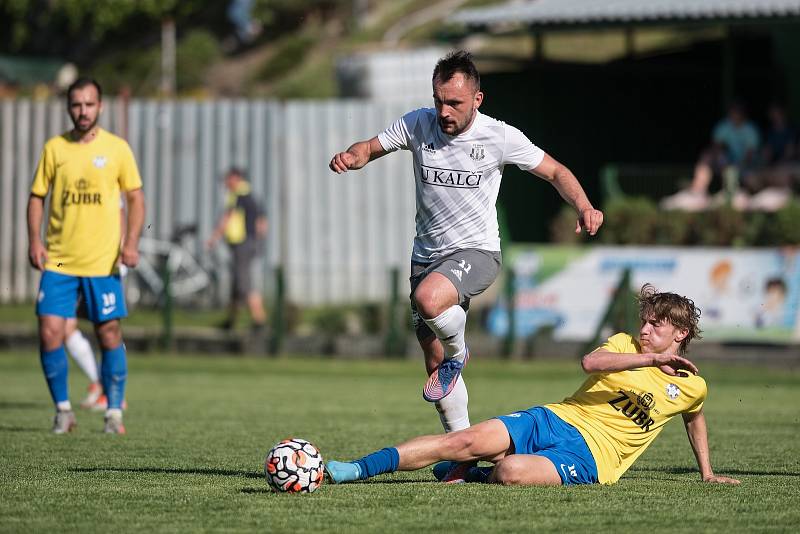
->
xmin=662 ymin=101 xmax=760 ymax=211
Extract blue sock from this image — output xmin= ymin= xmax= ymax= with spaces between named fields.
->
xmin=101 ymin=345 xmax=127 ymax=410
xmin=354 ymin=447 xmax=400 ymax=479
xmin=41 ymin=346 xmax=69 ymax=404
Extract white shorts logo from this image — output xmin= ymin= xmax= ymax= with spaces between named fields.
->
xmin=450 ymin=259 xmax=471 ymax=283
xmin=506 ymin=413 xmax=522 ymax=418
xmin=560 ymin=464 xmax=578 ymax=478
xmin=38 ymin=290 xmax=45 ymax=303
xmin=101 ymin=292 xmax=117 ymax=315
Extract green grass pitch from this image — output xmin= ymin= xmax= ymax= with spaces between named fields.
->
xmin=1 ymin=353 xmax=798 ymax=533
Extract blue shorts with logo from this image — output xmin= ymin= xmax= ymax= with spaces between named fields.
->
xmin=496 ymin=406 xmax=598 ymax=485
xmin=37 ymin=270 xmax=127 ymax=323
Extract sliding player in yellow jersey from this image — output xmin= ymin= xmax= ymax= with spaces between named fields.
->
xmin=325 ymin=284 xmax=740 ymax=486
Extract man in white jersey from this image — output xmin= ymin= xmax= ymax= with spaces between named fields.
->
xmin=329 ymin=51 xmax=603 ymax=466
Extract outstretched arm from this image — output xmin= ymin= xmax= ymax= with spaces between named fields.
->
xmin=682 ymin=410 xmax=740 ymax=484
xmin=329 ymin=137 xmax=387 ymax=173
xmin=581 ymin=350 xmax=699 ymax=375
xmin=531 ymin=153 xmax=603 ymax=235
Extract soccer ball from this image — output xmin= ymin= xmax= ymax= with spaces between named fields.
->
xmin=264 ymin=438 xmax=325 ymax=494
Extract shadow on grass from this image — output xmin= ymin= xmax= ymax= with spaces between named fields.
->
xmin=630 ymin=466 xmax=800 ymax=477
xmin=71 ymin=466 xmax=263 ymax=479
xmin=239 ymin=477 xmax=432 ymax=494
xmin=241 ymin=487 xmax=271 ymax=494
xmin=361 ymin=477 xmax=433 ymax=484
xmin=319 ymin=478 xmax=433 ymax=486
xmin=0 ymin=425 xmax=42 ymax=432
xmin=0 ymin=401 xmax=47 ymax=409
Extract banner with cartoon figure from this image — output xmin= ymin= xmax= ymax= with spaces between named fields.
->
xmin=486 ymin=246 xmax=800 ymax=343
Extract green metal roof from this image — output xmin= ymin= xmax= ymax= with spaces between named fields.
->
xmin=452 ymin=0 xmax=800 ymax=29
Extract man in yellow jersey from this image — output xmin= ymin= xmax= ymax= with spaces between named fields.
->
xmin=27 ymin=78 xmax=145 ymax=435
xmin=325 ymin=284 xmax=740 ymax=486
xmin=206 ymin=167 xmax=268 ymax=333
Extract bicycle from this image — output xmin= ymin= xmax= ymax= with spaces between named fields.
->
xmin=126 ymin=224 xmax=216 ymax=308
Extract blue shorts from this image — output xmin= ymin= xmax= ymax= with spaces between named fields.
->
xmin=496 ymin=406 xmax=598 ymax=485
xmin=36 ymin=270 xmax=127 ymax=323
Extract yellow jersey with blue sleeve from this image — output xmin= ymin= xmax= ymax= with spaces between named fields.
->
xmin=545 ymin=333 xmax=707 ymax=484
xmin=30 ymin=128 xmax=142 ymax=277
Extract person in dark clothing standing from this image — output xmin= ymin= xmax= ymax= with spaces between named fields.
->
xmin=206 ymin=167 xmax=268 ymax=332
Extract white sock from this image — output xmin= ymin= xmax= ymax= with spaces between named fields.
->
xmin=66 ymin=330 xmax=99 ymax=382
xmin=57 ymin=400 xmax=72 ymax=412
xmin=423 ymin=305 xmax=467 ymax=362
xmin=106 ymin=408 xmax=123 ymax=419
xmin=435 ymin=376 xmax=470 ymax=432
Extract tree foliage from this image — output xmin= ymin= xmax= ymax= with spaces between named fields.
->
xmin=0 ymin=0 xmax=345 ymax=59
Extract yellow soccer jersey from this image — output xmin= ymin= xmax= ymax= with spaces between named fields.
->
xmin=223 ymin=180 xmax=250 ymax=245
xmin=545 ymin=333 xmax=707 ymax=484
xmin=31 ymin=129 xmax=142 ymax=276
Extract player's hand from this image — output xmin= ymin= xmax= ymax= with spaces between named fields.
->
xmin=703 ymin=474 xmax=740 ymax=485
xmin=120 ymin=243 xmax=140 ymax=268
xmin=330 ymin=151 xmax=357 ymax=173
xmin=575 ymin=208 xmax=604 ymax=236
xmin=28 ymin=241 xmax=47 ymax=270
xmin=653 ymin=353 xmax=699 ymax=376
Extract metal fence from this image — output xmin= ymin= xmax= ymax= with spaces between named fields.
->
xmin=0 ymin=97 xmax=422 ymax=306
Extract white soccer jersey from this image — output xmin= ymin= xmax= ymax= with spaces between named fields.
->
xmin=378 ymin=109 xmax=545 ymax=262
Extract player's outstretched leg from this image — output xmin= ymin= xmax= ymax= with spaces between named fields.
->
xmin=326 ymin=419 xmax=511 ymax=484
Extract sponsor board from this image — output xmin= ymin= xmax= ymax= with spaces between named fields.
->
xmin=486 ymin=245 xmax=800 ymax=343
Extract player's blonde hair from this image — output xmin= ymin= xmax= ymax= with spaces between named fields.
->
xmin=637 ymin=284 xmax=702 ymax=355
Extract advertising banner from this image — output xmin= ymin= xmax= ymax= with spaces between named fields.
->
xmin=486 ymin=246 xmax=800 ymax=343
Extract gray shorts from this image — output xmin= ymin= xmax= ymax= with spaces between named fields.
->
xmin=230 ymin=239 xmax=262 ymax=300
xmin=409 ymin=248 xmax=501 ymax=339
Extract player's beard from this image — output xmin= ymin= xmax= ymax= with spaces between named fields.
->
xmin=72 ymin=115 xmax=98 ymax=134
xmin=438 ymin=108 xmax=475 ymax=136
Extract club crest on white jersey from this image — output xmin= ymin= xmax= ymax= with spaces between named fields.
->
xmin=469 ymin=144 xmax=485 ymax=161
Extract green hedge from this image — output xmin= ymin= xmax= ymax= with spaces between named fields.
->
xmin=551 ymin=197 xmax=800 ymax=246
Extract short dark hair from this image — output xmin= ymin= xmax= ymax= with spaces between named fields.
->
xmin=637 ymin=284 xmax=702 ymax=355
xmin=225 ymin=166 xmax=247 ymax=179
xmin=433 ymin=50 xmax=480 ymax=91
xmin=67 ymin=78 xmax=102 ymax=103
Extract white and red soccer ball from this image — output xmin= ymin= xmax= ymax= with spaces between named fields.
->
xmin=264 ymin=438 xmax=324 ymax=494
